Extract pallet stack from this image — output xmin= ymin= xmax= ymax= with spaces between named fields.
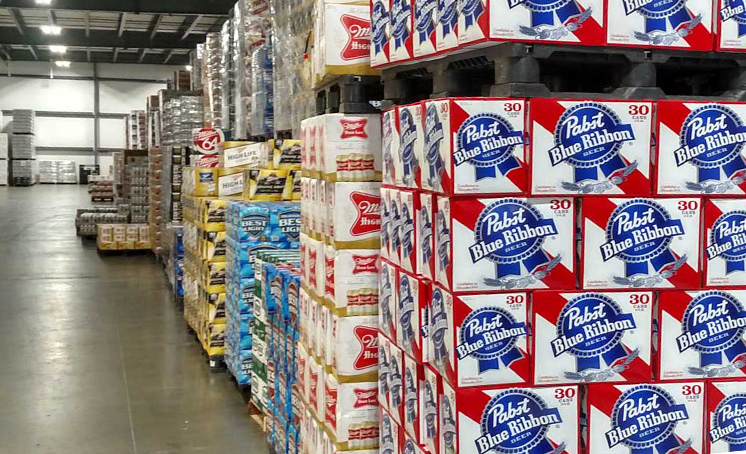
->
xmin=149 ymin=147 xmax=163 ymax=256
xmin=10 ymin=110 xmax=37 ymax=186
xmin=0 ymin=132 xmax=7 ymax=186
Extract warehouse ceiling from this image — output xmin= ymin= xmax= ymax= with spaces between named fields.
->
xmin=0 ymin=0 xmax=236 ymax=65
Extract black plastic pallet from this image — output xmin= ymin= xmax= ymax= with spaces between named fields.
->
xmin=316 ymin=74 xmax=383 ymax=115
xmin=381 ymin=42 xmax=746 ymax=105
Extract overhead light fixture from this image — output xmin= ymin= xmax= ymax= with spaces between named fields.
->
xmin=49 ymin=45 xmax=67 ymax=54
xmin=35 ymin=0 xmax=53 ymax=4
xmin=55 ymin=61 xmax=71 ymax=68
xmin=185 ymin=65 xmax=193 ymax=71
xmin=41 ymin=25 xmax=62 ymax=35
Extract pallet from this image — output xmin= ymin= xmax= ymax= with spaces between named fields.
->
xmin=316 ymin=74 xmax=383 ymax=115
xmin=381 ymin=42 xmax=746 ymax=105
xmin=248 ymin=401 xmax=268 ymax=433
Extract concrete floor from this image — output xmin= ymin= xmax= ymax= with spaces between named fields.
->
xmin=0 ymin=185 xmax=267 ymax=454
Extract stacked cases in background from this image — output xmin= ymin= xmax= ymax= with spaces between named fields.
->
xmin=96 ymin=224 xmax=151 ymax=251
xmin=297 ymin=112 xmax=383 ymax=454
xmin=204 ymin=33 xmax=223 ymax=129
xmin=39 ymin=161 xmax=77 ymax=184
xmin=0 ymin=131 xmax=8 ymax=186
xmin=10 ymin=109 xmax=37 ymax=186
xmin=124 ymin=151 xmax=149 ymax=224
xmin=147 ymin=95 xmax=161 ymax=149
xmin=149 ymin=147 xmax=163 ymax=256
xmin=88 ymin=176 xmax=114 ymax=202
xmin=112 ymin=152 xmax=125 ymax=203
xmin=126 ymin=110 xmax=147 ymax=150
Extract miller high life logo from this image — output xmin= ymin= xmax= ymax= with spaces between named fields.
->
xmin=341 ymin=14 xmax=371 ymax=61
xmin=354 ymin=388 xmax=378 ymax=408
xmin=340 ymin=117 xmax=369 ymax=139
xmin=352 ymin=254 xmax=379 ymax=274
xmin=350 ymin=191 xmax=382 ymax=237
xmin=354 ymin=325 xmax=379 ymax=370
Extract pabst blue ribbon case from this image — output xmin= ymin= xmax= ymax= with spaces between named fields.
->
xmin=581 ymin=197 xmax=702 ymax=290
xmin=656 ymin=101 xmax=746 ymax=195
xmin=422 ymin=98 xmax=528 ymax=196
xmin=395 ymin=104 xmax=423 ymax=189
xmin=381 ymin=187 xmax=393 ymax=263
xmin=440 ymin=383 xmax=580 ymax=454
xmin=717 ymin=0 xmax=746 ymax=51
xmin=422 ymin=364 xmax=441 ymax=454
xmin=707 ymin=379 xmax=746 ymax=453
xmin=371 ymin=0 xmax=391 ymax=67
xmin=657 ymin=290 xmax=746 ymax=381
xmin=585 ymin=382 xmax=705 ymax=454
xmin=437 ymin=0 xmax=459 ymax=52
xmin=704 ymin=198 xmax=746 ymax=287
xmin=529 ymin=99 xmax=653 ymax=196
xmin=532 ymin=291 xmax=653 ymax=385
xmin=379 ymin=333 xmax=392 ymax=411
xmin=380 ymin=259 xmax=399 ymax=342
xmin=389 ymin=188 xmax=402 ymax=265
xmin=429 ymin=284 xmax=530 ymax=387
xmin=436 ymin=196 xmax=576 ymax=293
xmin=403 ymin=354 xmax=425 ymax=444
xmin=390 ymin=0 xmax=414 ymax=63
xmin=397 ymin=268 xmax=429 ymax=363
xmin=383 ymin=109 xmax=400 ymax=186
xmin=413 ymin=0 xmax=437 ymax=57
xmin=418 ymin=192 xmax=435 ymax=281
xmin=389 ymin=341 xmax=405 ymax=425
xmin=606 ymin=0 xmax=713 ymax=50
xmin=399 ymin=190 xmax=418 ymax=274
xmin=381 ymin=407 xmax=402 ymax=454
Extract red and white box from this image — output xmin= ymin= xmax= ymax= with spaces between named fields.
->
xmin=389 ymin=188 xmax=402 ymax=265
xmin=704 ymin=198 xmax=746 ymax=287
xmin=395 ymin=103 xmax=423 ymax=189
xmin=380 ymin=259 xmax=399 ymax=342
xmin=606 ymin=0 xmax=714 ymax=50
xmin=422 ymin=364 xmax=442 ymax=454
xmin=656 ymin=290 xmax=746 ymax=381
xmin=390 ymin=0 xmax=414 ymax=63
xmin=371 ymin=0 xmax=391 ymax=67
xmin=656 ymin=101 xmax=746 ymax=195
xmin=581 ymin=197 xmax=702 ymax=290
xmin=324 ymin=247 xmax=380 ymax=316
xmin=380 ymin=407 xmax=403 ymax=454
xmin=331 ymin=315 xmax=379 ymax=382
xmin=400 ymin=432 xmax=426 ymax=454
xmin=436 ymin=196 xmax=576 ymax=293
xmin=379 ymin=333 xmax=392 ymax=411
xmin=388 ymin=341 xmax=405 ymax=425
xmin=383 ymin=109 xmax=400 ymax=186
xmin=429 ymin=284 xmax=530 ymax=387
xmin=413 ymin=0 xmax=437 ymax=57
xmin=532 ymin=290 xmax=654 ymax=386
xmin=399 ymin=189 xmax=419 ymax=274
xmin=323 ymin=374 xmax=380 ymax=450
xmin=457 ymin=0 xmax=604 ymax=46
xmin=436 ymin=0 xmax=459 ymax=52
xmin=403 ymin=354 xmax=425 ymax=444
xmin=585 ymin=382 xmax=705 ymax=454
xmin=422 ymin=98 xmax=528 ymax=196
xmin=529 ymin=99 xmax=654 ymax=196
xmin=417 ymin=192 xmax=435 ymax=281
xmin=397 ymin=268 xmax=429 ymax=363
xmin=381 ymin=187 xmax=394 ymax=263
xmin=328 ymin=182 xmax=382 ymax=250
xmin=706 ymin=379 xmax=746 ymax=454
xmin=440 ymin=383 xmax=580 ymax=454
xmin=717 ymin=0 xmax=746 ymax=51
xmin=318 ymin=113 xmax=383 ymax=183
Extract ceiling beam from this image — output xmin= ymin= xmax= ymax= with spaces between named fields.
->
xmin=180 ymin=15 xmax=203 ymax=40
xmin=0 ymin=0 xmax=235 ymax=15
xmin=149 ymin=14 xmax=163 ymax=40
xmin=2 ymin=47 xmax=190 ymax=65
xmin=113 ymin=47 xmax=120 ymax=63
xmin=9 ymin=9 xmax=25 ymax=36
xmin=27 ymin=46 xmax=37 ymax=60
xmin=0 ymin=28 xmax=210 ymax=50
xmin=47 ymin=9 xmax=57 ymax=25
xmin=118 ymin=12 xmax=127 ymax=37
xmin=85 ymin=11 xmax=90 ymax=37
xmin=164 ymin=49 xmax=175 ymax=64
xmin=138 ymin=48 xmax=148 ymax=63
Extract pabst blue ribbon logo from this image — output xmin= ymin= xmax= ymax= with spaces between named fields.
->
xmin=510 ymin=0 xmax=593 ymax=39
xmin=552 ymin=294 xmax=638 ymax=382
xmin=390 ymin=355 xmax=403 ymax=407
xmin=438 ymin=0 xmax=458 ymax=36
xmin=721 ymin=0 xmax=746 ymax=37
xmin=476 ymin=389 xmax=563 ymax=454
xmin=677 ymin=291 xmax=746 ymax=376
xmin=415 ymin=0 xmax=437 ymax=42
xmin=391 ymin=0 xmax=411 ymax=50
xmin=278 ymin=209 xmax=301 ymax=242
xmin=399 ymin=275 xmax=416 ymax=346
xmin=403 ymin=440 xmax=416 ymax=454
xmin=382 ymin=194 xmax=391 ymax=251
xmin=425 ymin=104 xmax=445 ymax=189
xmin=600 ymin=199 xmax=686 ymax=283
xmin=710 ymin=393 xmax=746 ymax=450
xmin=400 ymin=108 xmax=420 ymax=186
xmin=456 ymin=307 xmax=527 ymax=373
xmin=381 ymin=265 xmax=394 ymax=330
xmin=675 ymin=104 xmax=746 ymax=191
xmin=441 ymin=396 xmax=457 ymax=454
xmin=436 ymin=210 xmax=451 ymax=272
xmin=404 ymin=368 xmax=418 ymax=423
xmin=392 ymin=198 xmax=402 ymax=253
xmin=241 ymin=213 xmax=269 ymax=237
xmin=469 ymin=199 xmax=559 ymax=287
xmin=454 ymin=113 xmax=523 ymax=181
xmin=430 ymin=288 xmax=449 ymax=368
xmin=379 ymin=345 xmax=390 ymax=395
xmin=460 ymin=0 xmax=484 ymax=29
xmin=707 ymin=210 xmax=746 ymax=273
xmin=424 ymin=381 xmax=438 ymax=440
xmin=420 ymin=204 xmax=434 ymax=264
xmin=550 ymin=103 xmax=637 ymax=193
xmin=401 ymin=202 xmax=415 ymax=258
xmin=372 ymin=0 xmax=390 ymax=55
xmin=381 ymin=414 xmax=396 ymax=454
xmin=606 ymin=385 xmax=690 ymax=453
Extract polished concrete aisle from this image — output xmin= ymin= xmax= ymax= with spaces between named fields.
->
xmin=0 ymin=185 xmax=266 ymax=454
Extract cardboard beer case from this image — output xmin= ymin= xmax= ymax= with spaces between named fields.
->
xmin=395 ymin=103 xmax=424 ymax=189
xmin=387 ymin=187 xmax=402 ymax=265
xmin=371 ymin=0 xmax=391 ymax=67
xmin=379 ymin=333 xmax=393 ymax=411
xmin=389 ymin=340 xmax=405 ymax=425
xmin=429 ymin=284 xmax=530 ymax=388
xmin=717 ymin=0 xmax=746 ymax=51
xmin=581 ymin=197 xmax=702 ymax=290
xmin=413 ymin=0 xmax=438 ymax=57
xmin=529 ymin=99 xmax=654 ymax=196
xmin=327 ymin=182 xmax=382 ymax=250
xmin=422 ymin=364 xmax=442 ymax=454
xmin=656 ymin=290 xmax=746 ymax=381
xmin=398 ymin=189 xmax=419 ymax=274
xmin=324 ymin=246 xmax=379 ymax=316
xmin=380 ymin=407 xmax=403 ymax=454
xmin=437 ymin=0 xmax=459 ymax=52
xmin=706 ymin=379 xmax=746 ymax=454
xmin=439 ymin=383 xmax=580 ymax=454
xmin=318 ymin=113 xmax=383 ymax=183
xmin=584 ymin=381 xmax=705 ymax=454
xmin=390 ymin=0 xmax=414 ymax=63
xmin=418 ymin=191 xmax=436 ymax=281
xmin=381 ymin=187 xmax=392 ymax=263
xmin=532 ymin=290 xmax=654 ymax=386
xmin=323 ymin=373 xmax=380 ymax=450
xmin=383 ymin=109 xmax=400 ymax=186
xmin=403 ymin=353 xmax=425 ymax=444
xmin=397 ymin=267 xmax=429 ymax=364
xmin=422 ymin=98 xmax=528 ymax=196
xmin=606 ymin=0 xmax=714 ymax=50
xmin=435 ymin=196 xmax=576 ymax=293
xmin=704 ymin=198 xmax=746 ymax=288
xmin=656 ymin=101 xmax=746 ymax=195
xmin=330 ymin=314 xmax=379 ymax=383
xmin=380 ymin=259 xmax=399 ymax=342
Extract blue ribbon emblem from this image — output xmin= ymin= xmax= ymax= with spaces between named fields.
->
xmin=382 ymin=197 xmax=391 ymax=252
xmin=456 ymin=307 xmax=527 ymax=373
xmin=379 ymin=346 xmax=391 ymax=395
xmin=551 ymin=102 xmax=634 ymax=183
xmin=441 ymin=397 xmax=457 ymax=454
xmin=676 ymin=104 xmax=746 ymax=184
xmin=438 ymin=0 xmax=458 ymax=36
xmin=404 ymin=368 xmax=417 ymax=424
xmin=553 ymin=294 xmax=636 ymax=372
xmin=372 ymin=0 xmax=390 ymax=54
xmin=601 ymin=199 xmax=685 ymax=278
xmin=392 ymin=199 xmax=402 ymax=253
xmin=469 ymin=199 xmax=558 ymax=280
xmin=509 ymin=0 xmax=583 ymax=29
xmin=425 ymin=104 xmax=445 ymax=189
xmin=400 ymin=108 xmax=420 ymax=185
xmin=381 ymin=265 xmax=394 ymax=329
xmin=391 ymin=0 xmax=412 ymax=49
xmin=607 ymin=385 xmax=690 ymax=454
xmin=420 ymin=206 xmax=434 ymax=264
xmin=390 ymin=356 xmax=403 ymax=408
xmin=381 ymin=415 xmax=396 ymax=454
xmin=622 ymin=0 xmax=693 ymax=33
xmin=707 ymin=211 xmax=746 ymax=274
xmin=476 ymin=389 xmax=563 ymax=454
xmin=436 ymin=211 xmax=451 ymax=272
xmin=455 ymin=113 xmax=523 ymax=181
xmin=399 ymin=276 xmax=416 ymax=346
xmin=401 ymin=203 xmax=414 ymax=258
xmin=430 ymin=288 xmax=449 ymax=369
xmin=424 ymin=382 xmax=438 ymax=440
xmin=711 ymin=394 xmax=746 ymax=451
xmin=678 ymin=291 xmax=746 ymax=368
xmin=415 ymin=0 xmax=437 ymax=41
xmin=461 ymin=0 xmax=484 ymax=28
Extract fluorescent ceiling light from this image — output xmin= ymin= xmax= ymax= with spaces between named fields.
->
xmin=55 ymin=61 xmax=71 ymax=68
xmin=35 ymin=0 xmax=53 ymax=4
xmin=185 ymin=65 xmax=193 ymax=71
xmin=49 ymin=45 xmax=67 ymax=54
xmin=41 ymin=25 xmax=62 ymax=35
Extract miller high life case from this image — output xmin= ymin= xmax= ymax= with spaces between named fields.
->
xmin=429 ymin=285 xmax=530 ymax=387
xmin=529 ymin=99 xmax=654 ymax=196
xmin=380 ymin=259 xmax=398 ymax=342
xmin=532 ymin=291 xmax=653 ymax=386
xmin=717 ymin=0 xmax=746 ymax=51
xmin=397 ymin=268 xmax=429 ymax=364
xmin=413 ymin=0 xmax=438 ymax=57
xmin=331 ymin=315 xmax=380 ymax=382
xmin=436 ymin=197 xmax=576 ymax=293
xmin=395 ymin=103 xmax=424 ymax=189
xmin=371 ymin=0 xmax=391 ymax=67
xmin=324 ymin=247 xmax=380 ymax=316
xmin=606 ymin=0 xmax=714 ymax=50
xmin=422 ymin=98 xmax=528 ymax=196
xmin=656 ymin=290 xmax=746 ymax=381
xmin=390 ymin=0 xmax=414 ymax=63
xmin=328 ymin=182 xmax=382 ymax=250
xmin=581 ymin=197 xmax=702 ymax=290
xmin=704 ymin=198 xmax=746 ymax=287
xmin=323 ymin=374 xmax=380 ymax=450
xmin=440 ymin=383 xmax=580 ymax=454
xmin=418 ymin=192 xmax=435 ymax=281
xmin=707 ymin=379 xmax=746 ymax=454
xmin=584 ymin=382 xmax=705 ymax=454
xmin=656 ymin=101 xmax=746 ymax=195
xmin=320 ymin=114 xmax=383 ymax=183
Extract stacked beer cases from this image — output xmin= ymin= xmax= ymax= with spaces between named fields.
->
xmin=296 ymin=112 xmax=383 ymax=454
xmin=149 ymin=147 xmax=163 ymax=256
xmin=375 ymin=97 xmax=746 ymax=454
